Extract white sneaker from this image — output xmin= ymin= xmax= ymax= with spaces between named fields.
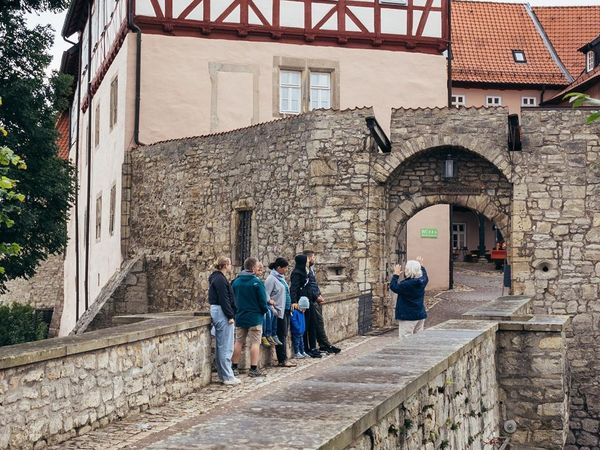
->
xmin=302 ymin=352 xmax=310 ymax=358
xmin=223 ymin=377 xmax=242 ymax=385
xmin=294 ymin=352 xmax=305 ymax=359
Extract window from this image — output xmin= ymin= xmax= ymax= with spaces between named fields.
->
xmin=95 ymin=194 xmax=102 ymax=241
xmin=587 ymin=51 xmax=595 ymax=72
xmin=486 ymin=96 xmax=502 ymax=107
xmin=110 ymin=76 xmax=118 ymax=128
xmin=451 ymin=94 xmax=466 ymax=107
xmin=521 ymin=96 xmax=537 ymax=107
xmin=236 ymin=210 xmax=252 ymax=265
xmin=452 ymin=223 xmax=466 ymax=250
xmin=109 ymin=184 xmax=116 ymax=236
xmin=279 ymin=70 xmax=302 ymax=114
xmin=94 ymin=103 xmax=100 ymax=147
xmin=310 ymin=72 xmax=331 ymax=110
xmin=512 ymin=50 xmax=526 ymax=63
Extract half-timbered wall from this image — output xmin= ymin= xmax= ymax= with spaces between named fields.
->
xmin=133 ymin=0 xmax=447 ymax=52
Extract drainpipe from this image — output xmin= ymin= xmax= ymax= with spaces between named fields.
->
xmin=446 ymin=0 xmax=452 ymax=108
xmin=128 ymin=0 xmax=143 ymax=146
xmin=84 ymin=4 xmax=93 ymax=311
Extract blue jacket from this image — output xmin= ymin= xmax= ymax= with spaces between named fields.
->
xmin=390 ymin=267 xmax=429 ymax=321
xmin=232 ymin=272 xmax=269 ymax=328
xmin=290 ymin=309 xmax=306 ymax=336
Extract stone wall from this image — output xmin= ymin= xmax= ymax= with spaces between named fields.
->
xmin=496 ymin=321 xmax=570 ymax=449
xmin=0 ymin=253 xmax=64 ymax=312
xmin=129 ymin=109 xmax=383 ymax=313
xmin=0 ymin=314 xmax=211 ymax=449
xmin=511 ymin=109 xmax=600 ymax=449
xmin=347 ymin=321 xmax=500 ymax=450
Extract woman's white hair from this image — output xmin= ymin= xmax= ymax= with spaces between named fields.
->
xmin=404 ymin=260 xmax=423 ymax=279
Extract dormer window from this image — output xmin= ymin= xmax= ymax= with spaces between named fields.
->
xmin=512 ymin=50 xmax=526 ymax=63
xmin=587 ymin=51 xmax=595 ymax=72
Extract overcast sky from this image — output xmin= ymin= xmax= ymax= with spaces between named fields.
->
xmin=27 ymin=0 xmax=600 ymax=75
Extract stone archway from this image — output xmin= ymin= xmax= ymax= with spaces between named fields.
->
xmin=381 ymin=144 xmax=513 ymax=288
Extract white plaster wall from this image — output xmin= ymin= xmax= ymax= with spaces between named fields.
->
xmin=61 ymin=38 xmax=132 ymax=335
xmin=406 ymin=204 xmax=450 ymax=291
xmin=139 ymin=35 xmax=447 ymax=142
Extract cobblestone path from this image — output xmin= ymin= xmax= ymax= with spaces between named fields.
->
xmin=51 ymin=332 xmax=397 ymax=450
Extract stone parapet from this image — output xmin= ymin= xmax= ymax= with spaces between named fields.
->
xmin=0 ymin=313 xmax=211 ymax=449
xmin=462 ymin=295 xmax=533 ymax=321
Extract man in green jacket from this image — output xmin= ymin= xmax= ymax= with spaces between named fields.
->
xmin=231 ymin=257 xmax=269 ymax=377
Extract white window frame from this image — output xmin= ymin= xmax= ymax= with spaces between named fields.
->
xmin=512 ymin=50 xmax=526 ymax=63
xmin=521 ymin=96 xmax=537 ymax=107
xmin=451 ymin=94 xmax=466 ymax=107
xmin=452 ymin=223 xmax=466 ymax=250
xmin=309 ymin=71 xmax=332 ymax=111
xmin=95 ymin=193 xmax=103 ymax=242
xmin=279 ymin=70 xmax=302 ymax=114
xmin=486 ymin=96 xmax=502 ymax=107
xmin=587 ymin=51 xmax=595 ymax=73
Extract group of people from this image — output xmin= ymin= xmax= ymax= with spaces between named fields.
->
xmin=208 ymin=250 xmax=341 ymax=385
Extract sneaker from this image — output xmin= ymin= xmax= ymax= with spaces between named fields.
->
xmin=232 ymin=367 xmax=240 ymax=376
xmin=267 ymin=336 xmax=278 ymax=346
xmin=223 ymin=377 xmax=242 ymax=385
xmin=308 ymin=349 xmax=322 ymax=358
xmin=328 ymin=345 xmax=341 ymax=354
xmin=302 ymin=352 xmax=310 ymax=358
xmin=272 ymin=336 xmax=284 ymax=346
xmin=294 ymin=352 xmax=306 ymax=359
xmin=261 ymin=337 xmax=271 ymax=347
xmin=248 ymin=368 xmax=267 ymax=377
xmin=278 ymin=360 xmax=297 ymax=368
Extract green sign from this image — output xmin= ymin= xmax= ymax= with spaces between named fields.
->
xmin=420 ymin=228 xmax=438 ymax=238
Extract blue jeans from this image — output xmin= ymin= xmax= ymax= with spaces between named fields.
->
xmin=262 ymin=308 xmax=278 ymax=337
xmin=210 ymin=305 xmax=236 ymax=381
xmin=292 ymin=333 xmax=305 ymax=354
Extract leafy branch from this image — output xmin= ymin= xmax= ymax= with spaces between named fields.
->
xmin=564 ymin=93 xmax=600 ymax=124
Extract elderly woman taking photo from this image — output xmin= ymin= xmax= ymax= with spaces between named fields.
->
xmin=208 ymin=256 xmax=241 ymax=385
xmin=390 ymin=256 xmax=429 ymax=339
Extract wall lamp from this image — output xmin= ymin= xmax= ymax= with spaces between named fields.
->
xmin=443 ymin=153 xmax=456 ymax=179
xmin=366 ymin=116 xmax=391 ymax=153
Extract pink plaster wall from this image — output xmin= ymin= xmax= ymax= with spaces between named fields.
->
xmin=452 ymin=87 xmax=560 ymax=115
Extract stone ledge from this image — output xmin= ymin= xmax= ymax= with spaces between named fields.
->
xmin=0 ymin=313 xmax=211 ymax=370
xmin=498 ymin=314 xmax=571 ymax=332
xmin=462 ymin=295 xmax=533 ymax=321
xmin=323 ymin=291 xmax=363 ymax=305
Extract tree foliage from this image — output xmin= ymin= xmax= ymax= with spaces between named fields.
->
xmin=0 ymin=302 xmax=48 ymax=347
xmin=564 ymin=92 xmax=600 ymax=124
xmin=0 ymin=0 xmax=76 ymax=291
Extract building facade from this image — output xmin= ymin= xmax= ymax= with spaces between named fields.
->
xmin=58 ymin=0 xmax=450 ymax=335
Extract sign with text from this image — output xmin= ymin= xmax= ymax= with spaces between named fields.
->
xmin=420 ymin=228 xmax=438 ymax=238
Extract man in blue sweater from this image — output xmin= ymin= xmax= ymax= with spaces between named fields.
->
xmin=231 ymin=257 xmax=269 ymax=377
xmin=389 ymin=256 xmax=429 ymax=339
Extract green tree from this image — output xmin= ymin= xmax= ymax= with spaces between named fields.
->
xmin=0 ymin=0 xmax=76 ymax=291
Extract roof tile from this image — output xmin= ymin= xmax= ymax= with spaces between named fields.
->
xmin=452 ymin=1 xmax=568 ymax=86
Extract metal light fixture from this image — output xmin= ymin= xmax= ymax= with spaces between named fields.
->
xmin=365 ymin=116 xmax=391 ymax=153
xmin=443 ymin=154 xmax=456 ymax=179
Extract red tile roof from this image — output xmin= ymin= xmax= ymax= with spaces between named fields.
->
xmin=56 ymin=111 xmax=70 ymax=160
xmin=545 ymin=64 xmax=600 ymax=105
xmin=452 ymin=1 xmax=568 ymax=86
xmin=533 ymin=6 xmax=600 ymax=79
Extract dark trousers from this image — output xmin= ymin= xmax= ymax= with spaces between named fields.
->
xmin=303 ymin=302 xmax=318 ymax=351
xmin=313 ymin=301 xmax=332 ymax=348
xmin=275 ymin=311 xmax=290 ymax=363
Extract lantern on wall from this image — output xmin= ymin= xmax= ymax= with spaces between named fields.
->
xmin=443 ymin=154 xmax=456 ymax=179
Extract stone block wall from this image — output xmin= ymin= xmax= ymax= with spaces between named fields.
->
xmin=0 ymin=315 xmax=211 ymax=449
xmin=496 ymin=321 xmax=570 ymax=449
xmin=322 ymin=293 xmax=360 ymax=344
xmin=129 ymin=109 xmax=383 ymax=313
xmin=512 ymin=109 xmax=600 ymax=448
xmin=348 ymin=323 xmax=499 ymax=450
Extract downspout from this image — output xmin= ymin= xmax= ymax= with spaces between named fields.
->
xmin=64 ymin=35 xmax=82 ymax=320
xmin=446 ymin=0 xmax=452 ymax=107
xmin=84 ymin=4 xmax=93 ymax=311
xmin=128 ymin=0 xmax=143 ymax=146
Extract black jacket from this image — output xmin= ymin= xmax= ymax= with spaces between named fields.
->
xmin=290 ymin=254 xmax=311 ymax=303
xmin=208 ymin=271 xmax=236 ymax=319
xmin=307 ymin=267 xmax=321 ymax=300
